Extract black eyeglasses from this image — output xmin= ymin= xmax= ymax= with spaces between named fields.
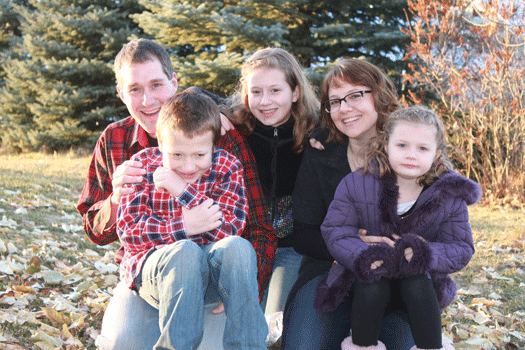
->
xmin=323 ymin=90 xmax=372 ymax=113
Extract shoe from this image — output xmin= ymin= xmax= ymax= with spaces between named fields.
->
xmin=341 ymin=336 xmax=386 ymax=350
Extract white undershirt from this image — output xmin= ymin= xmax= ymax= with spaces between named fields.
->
xmin=397 ymin=200 xmax=416 ymax=216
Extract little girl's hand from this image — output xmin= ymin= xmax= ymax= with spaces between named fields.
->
xmin=404 ymin=247 xmax=413 ymax=262
xmin=371 ymin=260 xmax=383 ymax=270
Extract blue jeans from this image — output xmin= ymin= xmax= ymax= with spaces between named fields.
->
xmin=260 ymin=247 xmax=302 ymax=315
xmin=95 ymin=283 xmax=226 ymax=350
xmin=101 ymin=236 xmax=267 ymax=350
xmin=95 ymin=280 xmax=160 ymax=350
xmin=281 ymin=274 xmax=415 ymax=350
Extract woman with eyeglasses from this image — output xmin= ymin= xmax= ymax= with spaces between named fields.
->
xmin=281 ymin=59 xmax=416 ymax=350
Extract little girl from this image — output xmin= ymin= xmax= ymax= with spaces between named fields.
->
xmin=315 ymin=105 xmax=482 ymax=350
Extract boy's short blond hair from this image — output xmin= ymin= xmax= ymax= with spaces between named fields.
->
xmin=157 ymin=91 xmax=222 ymax=146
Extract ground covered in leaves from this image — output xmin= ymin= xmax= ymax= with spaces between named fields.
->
xmin=0 ymin=153 xmax=524 ymax=350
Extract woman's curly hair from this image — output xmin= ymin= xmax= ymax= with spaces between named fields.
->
xmin=320 ymin=58 xmax=400 ymax=144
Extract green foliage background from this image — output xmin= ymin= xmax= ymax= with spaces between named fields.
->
xmin=0 ymin=0 xmax=410 ymax=153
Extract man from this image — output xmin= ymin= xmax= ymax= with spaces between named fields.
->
xmin=77 ymin=39 xmax=276 ymax=349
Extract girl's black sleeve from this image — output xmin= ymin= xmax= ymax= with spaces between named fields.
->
xmin=184 ymin=86 xmax=227 ymax=105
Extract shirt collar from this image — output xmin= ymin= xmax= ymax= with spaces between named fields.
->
xmin=131 ymin=120 xmax=156 ymax=149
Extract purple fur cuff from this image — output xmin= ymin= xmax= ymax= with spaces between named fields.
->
xmin=393 ymin=234 xmax=432 ymax=278
xmin=354 ymin=244 xmax=394 ymax=282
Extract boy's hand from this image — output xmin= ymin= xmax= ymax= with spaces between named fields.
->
xmin=182 ymin=198 xmax=222 ymax=236
xmin=111 ymin=160 xmax=146 ymax=205
xmin=153 ymin=167 xmax=187 ymax=197
xmin=212 ymin=302 xmax=225 ymax=314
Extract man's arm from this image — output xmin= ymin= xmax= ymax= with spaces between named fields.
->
xmin=117 ymin=149 xmax=191 ymax=250
xmin=77 ymin=137 xmax=120 ymax=246
xmin=77 ymin=132 xmax=145 ymax=246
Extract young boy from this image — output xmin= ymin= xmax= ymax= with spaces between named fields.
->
xmin=117 ymin=91 xmax=268 ymax=350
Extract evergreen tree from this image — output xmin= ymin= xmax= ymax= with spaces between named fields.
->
xmin=0 ymin=0 xmax=25 ymax=86
xmin=0 ymin=0 xmax=142 ymax=153
xmin=133 ymin=0 xmax=410 ymax=97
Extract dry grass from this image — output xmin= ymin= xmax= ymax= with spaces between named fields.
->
xmin=0 ymin=152 xmax=524 ymax=349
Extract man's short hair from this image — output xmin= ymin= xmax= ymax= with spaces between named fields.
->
xmin=157 ymin=91 xmax=222 ymax=146
xmin=114 ymin=39 xmax=174 ymax=88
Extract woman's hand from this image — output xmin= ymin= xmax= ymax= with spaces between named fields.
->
xmin=404 ymin=247 xmax=413 ymax=262
xmin=371 ymin=260 xmax=383 ymax=270
xmin=359 ymin=230 xmax=400 ymax=248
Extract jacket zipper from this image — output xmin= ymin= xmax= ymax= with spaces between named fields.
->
xmin=270 ymin=127 xmax=279 ymax=222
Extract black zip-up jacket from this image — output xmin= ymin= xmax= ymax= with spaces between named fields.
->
xmin=247 ymin=118 xmax=303 ymax=247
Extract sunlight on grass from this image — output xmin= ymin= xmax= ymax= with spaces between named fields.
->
xmin=454 ymin=204 xmax=525 ymax=328
xmin=0 ymin=153 xmax=102 ymax=265
xmin=0 ymin=152 xmax=90 ymax=190
xmin=469 ymin=204 xmax=524 ymax=245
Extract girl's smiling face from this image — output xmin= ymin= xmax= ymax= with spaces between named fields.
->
xmin=246 ymin=67 xmax=299 ymax=127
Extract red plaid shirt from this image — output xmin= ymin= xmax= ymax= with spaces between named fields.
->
xmin=77 ymin=116 xmax=276 ymax=299
xmin=117 ymin=147 xmax=247 ymax=288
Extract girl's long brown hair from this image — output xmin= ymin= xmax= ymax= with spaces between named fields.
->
xmin=230 ymin=48 xmax=319 ymax=153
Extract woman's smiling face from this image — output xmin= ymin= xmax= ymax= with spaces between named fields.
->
xmin=246 ymin=67 xmax=299 ymax=127
xmin=328 ymin=80 xmax=378 ymax=142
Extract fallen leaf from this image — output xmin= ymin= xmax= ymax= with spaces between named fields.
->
xmin=41 ymin=307 xmax=67 ymax=326
xmin=471 ymin=298 xmax=498 ymax=306
xmin=41 ymin=270 xmax=63 ymax=285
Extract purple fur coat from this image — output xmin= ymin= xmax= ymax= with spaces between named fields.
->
xmin=314 ymin=170 xmax=482 ymax=313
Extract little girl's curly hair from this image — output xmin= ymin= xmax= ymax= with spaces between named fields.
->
xmin=364 ymin=105 xmax=455 ymax=186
